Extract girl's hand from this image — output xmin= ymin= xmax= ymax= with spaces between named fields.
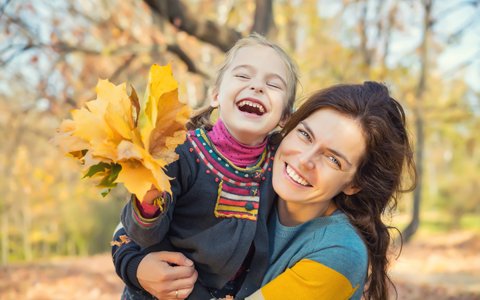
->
xmin=140 ymin=185 xmax=162 ymax=205
xmin=137 ymin=251 xmax=198 ymax=299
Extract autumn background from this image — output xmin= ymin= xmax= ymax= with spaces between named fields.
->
xmin=0 ymin=0 xmax=479 ymax=299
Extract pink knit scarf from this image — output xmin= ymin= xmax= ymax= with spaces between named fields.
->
xmin=207 ymin=119 xmax=267 ymax=168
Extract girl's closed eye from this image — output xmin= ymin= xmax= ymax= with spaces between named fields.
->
xmin=235 ymin=74 xmax=250 ymax=79
xmin=267 ymin=81 xmax=282 ymax=89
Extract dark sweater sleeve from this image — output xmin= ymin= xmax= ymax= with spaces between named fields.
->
xmin=111 ymin=226 xmax=146 ymax=290
xmin=120 ymin=141 xmax=196 ymax=248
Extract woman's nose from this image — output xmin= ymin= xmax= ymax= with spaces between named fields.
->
xmin=299 ymin=155 xmax=315 ymax=170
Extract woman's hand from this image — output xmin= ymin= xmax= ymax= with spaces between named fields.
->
xmin=137 ymin=251 xmax=198 ymax=299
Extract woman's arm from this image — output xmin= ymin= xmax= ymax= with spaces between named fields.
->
xmin=111 ymin=226 xmax=198 ymax=299
xmin=246 ymin=259 xmax=358 ymax=300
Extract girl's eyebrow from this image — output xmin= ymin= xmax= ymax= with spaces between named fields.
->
xmin=300 ymin=121 xmax=353 ymax=167
xmin=232 ymin=64 xmax=287 ymax=87
xmin=232 ymin=65 xmax=252 ymax=72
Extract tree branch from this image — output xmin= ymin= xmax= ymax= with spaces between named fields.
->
xmin=166 ymin=44 xmax=208 ymax=78
xmin=109 ymin=54 xmax=137 ymax=82
xmin=143 ymin=0 xmax=242 ymax=51
xmin=0 ymin=0 xmax=12 ymax=16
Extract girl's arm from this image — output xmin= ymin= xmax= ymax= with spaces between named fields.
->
xmin=120 ymin=192 xmax=174 ymax=248
xmin=120 ymin=142 xmax=194 ymax=248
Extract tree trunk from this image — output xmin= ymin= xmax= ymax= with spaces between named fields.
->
xmin=252 ymin=0 xmax=274 ymax=35
xmin=22 ymin=196 xmax=32 ymax=261
xmin=358 ymin=0 xmax=372 ymax=67
xmin=1 ymin=211 xmax=7 ymax=265
xmin=402 ymin=0 xmax=432 ymax=243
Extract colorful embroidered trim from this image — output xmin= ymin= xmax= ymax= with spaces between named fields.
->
xmin=187 ymin=128 xmax=274 ymax=221
xmin=214 ymin=181 xmax=260 ymax=220
xmin=188 ymin=129 xmax=272 ymax=184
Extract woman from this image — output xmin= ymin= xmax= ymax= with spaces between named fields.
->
xmin=246 ymin=81 xmax=416 ymax=299
xmin=112 ymin=81 xmax=416 ymax=300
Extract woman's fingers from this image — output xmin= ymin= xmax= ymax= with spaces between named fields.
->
xmin=173 ymin=286 xmax=195 ymax=299
xmin=168 ymin=269 xmax=198 ymax=291
xmin=137 ymin=251 xmax=197 ymax=299
xmin=155 ymin=251 xmax=194 ymax=267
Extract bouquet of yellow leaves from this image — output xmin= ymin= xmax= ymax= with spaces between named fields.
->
xmin=55 ymin=64 xmax=191 ymax=200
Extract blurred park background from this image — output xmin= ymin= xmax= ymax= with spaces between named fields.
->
xmin=0 ymin=0 xmax=479 ymax=299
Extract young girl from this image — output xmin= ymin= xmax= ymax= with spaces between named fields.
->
xmin=113 ymin=33 xmax=299 ymax=299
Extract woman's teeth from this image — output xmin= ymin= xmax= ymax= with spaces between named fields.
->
xmin=286 ymin=164 xmax=309 ymax=186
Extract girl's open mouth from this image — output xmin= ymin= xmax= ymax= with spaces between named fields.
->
xmin=237 ymin=99 xmax=266 ymax=116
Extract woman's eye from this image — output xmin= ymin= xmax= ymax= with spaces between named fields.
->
xmin=297 ymin=129 xmax=311 ymax=142
xmin=327 ymin=156 xmax=341 ymax=169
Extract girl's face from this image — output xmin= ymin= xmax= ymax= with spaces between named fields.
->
xmin=272 ymin=108 xmax=366 ymax=217
xmin=212 ymin=44 xmax=289 ymax=146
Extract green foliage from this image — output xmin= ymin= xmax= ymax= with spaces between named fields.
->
xmin=84 ymin=162 xmax=122 ymax=196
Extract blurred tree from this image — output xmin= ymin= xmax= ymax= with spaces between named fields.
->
xmin=0 ymin=0 xmax=479 ymax=262
xmin=401 ymin=0 xmax=433 ymax=243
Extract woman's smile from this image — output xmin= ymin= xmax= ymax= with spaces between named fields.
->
xmin=285 ymin=163 xmax=311 ymax=187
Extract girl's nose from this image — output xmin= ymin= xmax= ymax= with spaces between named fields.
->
xmin=250 ymin=80 xmax=264 ymax=93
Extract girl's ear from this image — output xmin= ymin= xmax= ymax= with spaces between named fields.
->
xmin=278 ymin=111 xmax=292 ymax=128
xmin=211 ymin=89 xmax=220 ymax=108
xmin=278 ymin=119 xmax=287 ymax=128
xmin=343 ymin=184 xmax=361 ymax=196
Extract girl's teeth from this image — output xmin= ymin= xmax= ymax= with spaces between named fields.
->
xmin=238 ymin=100 xmax=265 ymax=113
xmin=286 ymin=165 xmax=309 ymax=186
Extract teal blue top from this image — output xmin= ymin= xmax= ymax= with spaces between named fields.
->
xmin=263 ymin=208 xmax=368 ymax=300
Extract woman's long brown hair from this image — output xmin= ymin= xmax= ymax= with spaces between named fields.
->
xmin=280 ymin=82 xmax=417 ymax=299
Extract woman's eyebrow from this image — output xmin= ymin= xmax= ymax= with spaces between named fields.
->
xmin=300 ymin=121 xmax=353 ymax=167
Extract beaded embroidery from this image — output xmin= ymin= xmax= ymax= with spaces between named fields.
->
xmin=187 ymin=128 xmax=273 ymax=221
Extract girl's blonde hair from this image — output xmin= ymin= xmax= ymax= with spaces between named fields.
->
xmin=187 ymin=33 xmax=299 ymax=130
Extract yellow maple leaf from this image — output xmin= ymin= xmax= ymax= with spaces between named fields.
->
xmin=55 ymin=64 xmax=190 ymax=200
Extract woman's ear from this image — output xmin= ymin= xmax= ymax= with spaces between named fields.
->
xmin=343 ymin=184 xmax=361 ymax=196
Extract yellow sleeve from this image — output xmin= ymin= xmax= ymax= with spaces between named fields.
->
xmin=247 ymin=259 xmax=358 ymax=300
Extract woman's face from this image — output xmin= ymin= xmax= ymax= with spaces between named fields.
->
xmin=272 ymin=108 xmax=366 ymax=207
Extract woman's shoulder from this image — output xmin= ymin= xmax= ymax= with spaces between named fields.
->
xmin=305 ymin=212 xmax=368 ymax=288
xmin=309 ymin=212 xmax=367 ymax=256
